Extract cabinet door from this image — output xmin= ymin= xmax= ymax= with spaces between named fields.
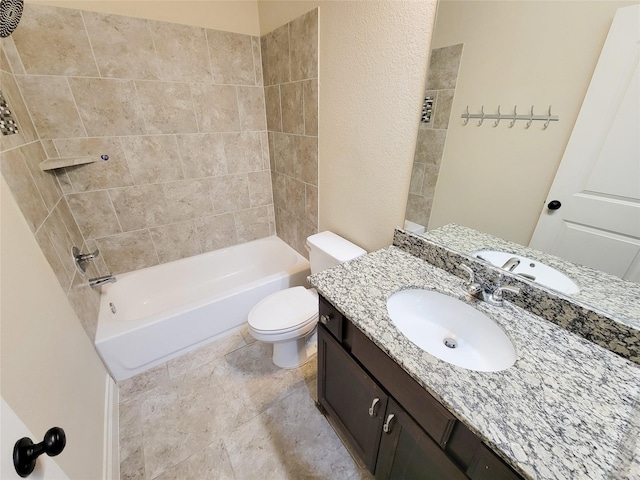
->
xmin=318 ymin=324 xmax=388 ymax=472
xmin=375 ymin=398 xmax=468 ymax=480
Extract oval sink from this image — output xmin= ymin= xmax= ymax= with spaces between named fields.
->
xmin=472 ymin=250 xmax=580 ymax=295
xmin=387 ymin=289 xmax=516 ymax=372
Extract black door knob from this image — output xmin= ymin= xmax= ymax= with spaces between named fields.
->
xmin=547 ymin=200 xmax=562 ymax=210
xmin=13 ymin=427 xmax=66 ymax=477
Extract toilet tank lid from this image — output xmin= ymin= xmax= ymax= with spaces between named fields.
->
xmin=306 ymin=231 xmax=366 ymax=262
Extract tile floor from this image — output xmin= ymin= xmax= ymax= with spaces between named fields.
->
xmin=118 ymin=327 xmax=373 ymax=479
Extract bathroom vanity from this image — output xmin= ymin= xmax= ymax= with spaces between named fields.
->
xmin=309 ymin=236 xmax=639 ymax=479
xmin=317 ymin=296 xmax=522 ymax=479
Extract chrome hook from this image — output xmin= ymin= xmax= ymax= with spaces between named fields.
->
xmin=477 ymin=105 xmax=485 ymax=126
xmin=493 ymin=105 xmax=502 ymax=127
xmin=509 ymin=105 xmax=518 ymax=128
xmin=462 ymin=105 xmax=470 ymax=126
xmin=543 ymin=105 xmax=553 ymax=130
xmin=525 ymin=105 xmax=535 ymax=129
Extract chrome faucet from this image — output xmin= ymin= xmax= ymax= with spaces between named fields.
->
xmin=459 ymin=264 xmax=520 ymax=306
xmin=501 ymin=257 xmax=521 ymax=272
xmin=89 ymin=275 xmax=117 ymax=288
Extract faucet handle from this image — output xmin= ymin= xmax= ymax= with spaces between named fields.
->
xmin=486 ymin=285 xmax=520 ymax=306
xmin=459 ymin=263 xmax=475 ymax=282
xmin=459 ymin=264 xmax=483 ymax=296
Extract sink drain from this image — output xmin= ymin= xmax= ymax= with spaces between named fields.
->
xmin=443 ymin=337 xmax=458 ymax=349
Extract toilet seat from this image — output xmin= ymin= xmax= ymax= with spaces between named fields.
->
xmin=248 ymin=287 xmax=318 ymax=337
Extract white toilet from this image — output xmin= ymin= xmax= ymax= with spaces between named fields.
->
xmin=248 ymin=231 xmax=366 ymax=368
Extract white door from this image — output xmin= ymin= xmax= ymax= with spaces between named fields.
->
xmin=0 ymin=397 xmax=70 ymax=480
xmin=530 ymin=4 xmax=640 ymax=283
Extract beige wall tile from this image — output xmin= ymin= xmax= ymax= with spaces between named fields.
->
xmin=259 ymin=132 xmax=270 ymax=170
xmin=264 ymin=24 xmax=290 ymax=86
xmin=190 ymin=84 xmax=240 ymax=132
xmin=409 ymin=162 xmax=426 ymax=195
xmin=281 ymin=82 xmax=304 ymax=135
xmin=135 ymin=81 xmax=197 ymax=134
xmin=289 ymin=9 xmax=318 ymax=82
xmin=67 ymin=190 xmax=122 ymax=239
xmin=295 ymin=220 xmax=317 ymax=257
xmin=40 ymin=140 xmax=59 ymax=158
xmin=0 ymin=36 xmax=25 ymax=74
xmin=264 ymin=85 xmax=282 ymax=132
xmin=109 ymin=184 xmax=170 ymax=232
xmin=248 ymin=171 xmax=273 ymax=208
xmin=252 ymin=37 xmax=263 ymax=87
xmin=260 ymin=34 xmax=269 ymax=87
xmin=12 ymin=4 xmax=98 ymax=76
xmin=267 ymin=132 xmax=276 ymax=171
xmin=1 ymin=143 xmax=49 ymax=232
xmin=176 ymin=133 xmax=227 ymax=179
xmin=96 ymin=230 xmax=159 ymax=275
xmin=303 ymin=79 xmax=318 ymax=136
xmin=0 ymin=70 xmax=37 ymax=150
xmin=273 ymin=133 xmax=294 ymax=177
xmin=275 ymin=207 xmax=295 ymax=248
xmin=21 ymin=141 xmax=62 ymax=212
xmin=294 ymin=135 xmax=318 ymax=186
xmin=55 ymin=137 xmax=134 ymax=191
xmin=67 ymin=270 xmax=101 ymax=340
xmin=235 ymin=206 xmax=270 ymax=243
xmin=195 ymin=213 xmax=237 ymax=253
xmin=305 ymin=184 xmax=318 ymax=228
xmin=286 ymin=177 xmax=306 ymax=219
xmin=210 ymin=174 xmax=249 ymax=214
xmin=405 ymin=194 xmax=431 ymax=227
xmin=414 ymin=128 xmax=446 ymax=166
xmin=149 ymin=221 xmax=201 ymax=263
xmin=237 ymin=86 xmax=266 ymax=131
xmin=426 ymin=44 xmax=464 ymax=90
xmin=43 ymin=203 xmax=77 ymax=281
xmin=163 ymin=179 xmax=213 ymax=222
xmin=83 ymin=11 xmax=160 ymax=80
xmin=69 ymin=78 xmax=145 ymax=137
xmin=121 ymin=136 xmax=183 ymax=185
xmin=206 ymin=29 xmax=255 ymax=85
xmin=35 ymin=227 xmax=73 ymax=293
xmin=432 ymin=89 xmax=455 ymax=130
xmin=151 ymin=21 xmax=211 ymax=82
xmin=223 ymin=132 xmax=263 ymax=174
xmin=16 ymin=75 xmax=85 ymax=139
xmin=271 ymin=172 xmax=286 ymax=211
xmin=421 ymin=164 xmax=440 ymax=197
xmin=267 ymin=204 xmax=276 ymax=236
xmin=59 ymin=196 xmax=84 ymax=248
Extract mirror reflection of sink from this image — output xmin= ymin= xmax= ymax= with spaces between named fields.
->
xmin=472 ymin=250 xmax=580 ymax=295
xmin=386 ymin=289 xmax=516 ymax=372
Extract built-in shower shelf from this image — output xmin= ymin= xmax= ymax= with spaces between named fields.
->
xmin=39 ymin=156 xmax=97 ymax=171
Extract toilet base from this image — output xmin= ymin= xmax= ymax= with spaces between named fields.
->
xmin=273 ymin=329 xmax=318 ymax=369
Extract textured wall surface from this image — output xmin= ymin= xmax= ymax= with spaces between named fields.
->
xmin=262 ymin=9 xmax=319 ymax=256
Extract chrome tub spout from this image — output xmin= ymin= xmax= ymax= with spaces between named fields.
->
xmin=89 ymin=275 xmax=117 ymax=288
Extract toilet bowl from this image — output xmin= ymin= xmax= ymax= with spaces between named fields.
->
xmin=248 ymin=286 xmax=319 ymax=368
xmin=247 ymin=231 xmax=366 ymax=368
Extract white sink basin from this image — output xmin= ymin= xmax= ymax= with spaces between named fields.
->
xmin=386 ymin=289 xmax=516 ymax=372
xmin=472 ymin=250 xmax=580 ymax=295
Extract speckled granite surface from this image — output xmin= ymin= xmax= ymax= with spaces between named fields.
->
xmin=309 ymin=247 xmax=640 ymax=479
xmin=394 ymin=227 xmax=640 ymax=365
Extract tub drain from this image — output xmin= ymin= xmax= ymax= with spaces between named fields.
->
xmin=109 ymin=302 xmax=117 ymax=314
xmin=443 ymin=337 xmax=458 ymax=349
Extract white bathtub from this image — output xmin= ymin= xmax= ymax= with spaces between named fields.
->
xmin=95 ymin=236 xmax=310 ymax=381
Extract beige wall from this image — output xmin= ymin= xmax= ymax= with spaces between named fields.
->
xmin=27 ymin=0 xmax=261 ymax=35
xmin=1 ymin=175 xmax=110 ymax=480
xmin=259 ymin=1 xmax=437 ymax=252
xmin=428 ymin=0 xmax=638 ymax=246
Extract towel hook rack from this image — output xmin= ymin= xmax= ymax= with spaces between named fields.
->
xmin=461 ymin=105 xmax=559 ymax=129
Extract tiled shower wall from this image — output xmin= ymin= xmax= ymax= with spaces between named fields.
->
xmin=0 ymin=37 xmax=102 ymax=338
xmin=405 ymin=44 xmax=463 ymax=228
xmin=1 ymin=3 xmax=318 ymax=341
xmin=261 ymin=9 xmax=319 ymax=254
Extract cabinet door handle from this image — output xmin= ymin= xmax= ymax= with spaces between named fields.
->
xmin=383 ymin=413 xmax=395 ymax=433
xmin=320 ymin=314 xmax=331 ymax=325
xmin=368 ymin=398 xmax=380 ymax=417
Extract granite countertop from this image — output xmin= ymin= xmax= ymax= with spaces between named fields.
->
xmin=309 ymin=246 xmax=640 ymax=480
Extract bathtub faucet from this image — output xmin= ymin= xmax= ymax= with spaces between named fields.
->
xmin=89 ymin=275 xmax=117 ymax=288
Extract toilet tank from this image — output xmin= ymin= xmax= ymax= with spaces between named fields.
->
xmin=306 ymin=231 xmax=366 ymax=275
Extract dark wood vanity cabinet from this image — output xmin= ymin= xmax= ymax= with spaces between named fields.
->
xmin=317 ymin=296 xmax=524 ymax=480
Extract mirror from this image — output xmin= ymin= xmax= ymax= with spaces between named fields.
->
xmin=403 ymin=0 xmax=640 ymax=321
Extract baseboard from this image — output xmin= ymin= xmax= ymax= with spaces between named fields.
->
xmin=103 ymin=374 xmax=119 ymax=480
